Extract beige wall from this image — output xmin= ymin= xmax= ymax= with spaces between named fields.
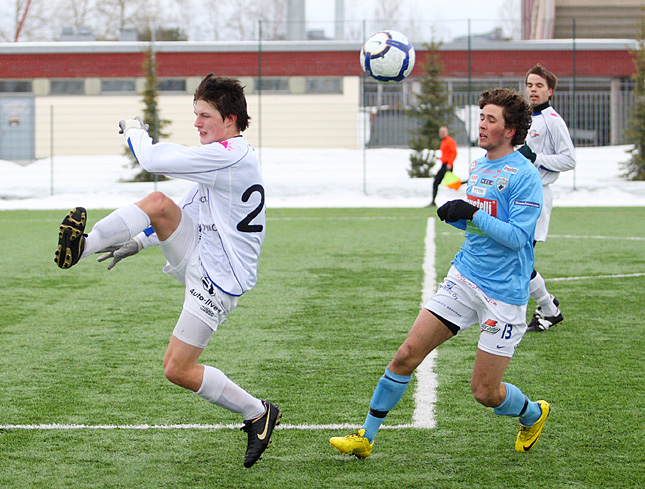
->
xmin=34 ymin=77 xmax=360 ymax=159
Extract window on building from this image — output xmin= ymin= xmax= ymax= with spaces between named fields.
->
xmin=0 ymin=80 xmax=32 ymax=93
xmin=305 ymin=77 xmax=342 ymax=94
xmin=157 ymin=79 xmax=186 ymax=92
xmin=101 ymin=79 xmax=136 ymax=93
xmin=255 ymin=78 xmax=289 ymax=93
xmin=50 ymin=80 xmax=85 ymax=95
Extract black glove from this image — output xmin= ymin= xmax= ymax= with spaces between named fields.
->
xmin=518 ymin=144 xmax=537 ymax=163
xmin=437 ymin=200 xmax=479 ymax=222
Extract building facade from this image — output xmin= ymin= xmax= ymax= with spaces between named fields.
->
xmin=0 ymin=39 xmax=638 ymax=160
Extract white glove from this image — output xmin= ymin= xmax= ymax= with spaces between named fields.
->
xmin=118 ymin=116 xmax=149 ymax=136
xmin=96 ymin=236 xmax=143 ymax=270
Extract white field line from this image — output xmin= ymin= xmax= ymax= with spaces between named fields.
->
xmin=2 ymin=218 xmax=439 ymax=432
xmin=546 ymin=272 xmax=645 ymax=282
xmin=0 ymin=423 xmax=418 ymax=431
xmin=412 ymin=218 xmax=438 ymax=429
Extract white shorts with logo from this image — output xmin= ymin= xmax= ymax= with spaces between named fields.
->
xmin=425 ymin=266 xmax=527 ymax=358
xmin=159 ymin=209 xmax=238 ymax=338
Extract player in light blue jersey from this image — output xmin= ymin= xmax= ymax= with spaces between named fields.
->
xmin=54 ymin=75 xmax=280 ymax=468
xmin=330 ymin=88 xmax=549 ymax=459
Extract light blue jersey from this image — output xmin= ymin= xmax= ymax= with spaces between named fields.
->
xmin=449 ymin=151 xmax=543 ymax=305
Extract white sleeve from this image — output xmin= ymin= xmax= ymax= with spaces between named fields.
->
xmin=125 ymin=130 xmax=244 ymax=185
xmin=535 ymin=117 xmax=576 ymax=173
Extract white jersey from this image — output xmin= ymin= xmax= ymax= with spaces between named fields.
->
xmin=526 ymin=103 xmax=576 ymax=241
xmin=127 ymin=130 xmax=265 ymax=296
xmin=526 ymin=103 xmax=576 ymax=186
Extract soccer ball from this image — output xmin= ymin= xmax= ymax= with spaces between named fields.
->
xmin=360 ymin=30 xmax=416 ymax=83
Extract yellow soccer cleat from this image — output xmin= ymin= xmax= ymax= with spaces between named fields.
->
xmin=330 ymin=429 xmax=374 ymax=459
xmin=516 ymin=400 xmax=550 ymax=452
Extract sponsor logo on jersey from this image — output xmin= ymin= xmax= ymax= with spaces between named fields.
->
xmin=469 ymin=174 xmax=479 ymax=185
xmin=480 ymin=178 xmax=494 ymax=187
xmin=502 ymin=165 xmax=518 ymax=174
xmin=218 ymin=141 xmax=234 ymax=151
xmin=496 ymin=177 xmax=509 ymax=192
xmin=466 ymin=196 xmax=497 ymax=217
xmin=470 ymin=160 xmax=478 ymax=172
xmin=479 ymin=168 xmax=502 ymax=177
xmin=481 ymin=319 xmax=501 ymax=334
xmin=529 ymin=129 xmax=539 ymax=138
xmin=198 ymin=223 xmax=217 ymax=233
xmin=471 ymin=186 xmax=486 ymax=196
xmin=514 ymin=200 xmax=540 ymax=208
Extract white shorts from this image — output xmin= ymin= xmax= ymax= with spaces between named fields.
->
xmin=425 ymin=266 xmax=528 ymax=358
xmin=160 ymin=209 xmax=238 ymax=333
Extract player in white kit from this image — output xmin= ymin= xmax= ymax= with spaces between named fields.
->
xmin=55 ymin=75 xmax=280 ymax=468
xmin=518 ymin=64 xmax=577 ymax=332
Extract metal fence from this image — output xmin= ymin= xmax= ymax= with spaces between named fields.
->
xmin=363 ymin=78 xmax=635 ymax=149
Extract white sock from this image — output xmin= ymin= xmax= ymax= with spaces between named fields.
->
xmin=529 ymin=271 xmax=557 ymax=316
xmin=197 ymin=366 xmax=264 ymax=420
xmin=81 ymin=204 xmax=150 ymax=258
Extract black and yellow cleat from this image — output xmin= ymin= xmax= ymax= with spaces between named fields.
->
xmin=54 ymin=207 xmax=87 ymax=269
xmin=240 ymin=400 xmax=281 ymax=468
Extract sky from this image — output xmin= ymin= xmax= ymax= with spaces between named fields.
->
xmin=306 ymin=0 xmax=514 ymax=41
xmin=2 ymin=145 xmax=644 ymax=211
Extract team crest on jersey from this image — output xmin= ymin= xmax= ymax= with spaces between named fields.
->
xmin=496 ymin=177 xmax=509 ymax=192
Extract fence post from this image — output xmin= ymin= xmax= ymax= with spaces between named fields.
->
xmin=50 ymin=105 xmax=54 ymax=196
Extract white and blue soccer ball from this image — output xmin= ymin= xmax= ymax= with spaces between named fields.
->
xmin=360 ymin=30 xmax=416 ymax=83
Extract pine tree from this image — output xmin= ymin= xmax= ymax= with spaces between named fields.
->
xmin=407 ymin=40 xmax=454 ymax=178
xmin=125 ymin=44 xmax=172 ymax=182
xmin=624 ymin=14 xmax=645 ymax=180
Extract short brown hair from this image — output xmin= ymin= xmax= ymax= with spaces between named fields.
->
xmin=478 ymin=88 xmax=532 ymax=146
xmin=525 ymin=63 xmax=558 ymax=92
xmin=194 ymin=74 xmax=250 ymax=132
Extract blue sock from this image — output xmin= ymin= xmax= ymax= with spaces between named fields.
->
xmin=493 ymin=382 xmax=542 ymax=426
xmin=362 ymin=368 xmax=412 ymax=442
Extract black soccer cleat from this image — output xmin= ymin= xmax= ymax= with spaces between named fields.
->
xmin=55 ymin=207 xmax=87 ymax=269
xmin=527 ymin=295 xmax=563 ymax=332
xmin=240 ymin=400 xmax=281 ymax=468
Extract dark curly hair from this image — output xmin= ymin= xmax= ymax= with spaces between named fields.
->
xmin=194 ymin=74 xmax=250 ymax=132
xmin=478 ymin=88 xmax=532 ymax=146
xmin=525 ymin=63 xmax=558 ymax=92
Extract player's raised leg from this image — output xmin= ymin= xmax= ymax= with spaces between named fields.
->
xmin=55 ymin=207 xmax=87 ymax=269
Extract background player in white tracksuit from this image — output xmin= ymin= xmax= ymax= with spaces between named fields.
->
xmin=54 ymin=75 xmax=280 ymax=468
xmin=330 ymin=88 xmax=551 ymax=459
xmin=518 ymin=64 xmax=576 ymax=332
